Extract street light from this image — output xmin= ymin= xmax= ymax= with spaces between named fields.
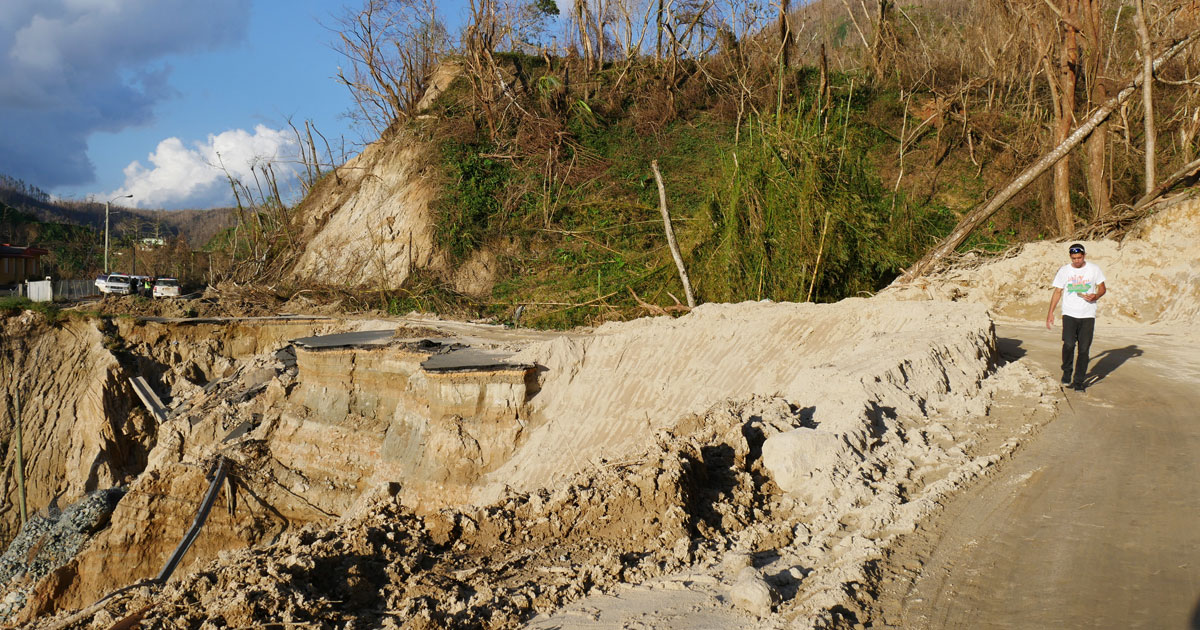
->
xmin=105 ymin=194 xmax=132 ymax=273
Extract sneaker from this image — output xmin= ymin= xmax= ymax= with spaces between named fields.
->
xmin=1062 ymin=373 xmax=1072 ymax=385
xmin=1072 ymin=383 xmax=1086 ymax=392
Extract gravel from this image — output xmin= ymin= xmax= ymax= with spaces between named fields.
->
xmin=0 ymin=488 xmax=126 ymax=622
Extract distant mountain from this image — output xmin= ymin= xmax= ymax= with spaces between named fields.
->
xmin=0 ymin=188 xmax=236 ymax=248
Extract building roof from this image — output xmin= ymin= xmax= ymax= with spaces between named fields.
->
xmin=0 ymin=245 xmax=50 ymax=258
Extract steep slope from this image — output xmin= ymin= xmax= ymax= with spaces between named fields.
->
xmin=0 ymin=314 xmax=146 ymax=549
xmin=288 ymin=134 xmax=442 ymax=288
xmin=287 ymin=64 xmax=461 ymax=289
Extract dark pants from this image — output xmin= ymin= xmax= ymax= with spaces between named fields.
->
xmin=1061 ymin=315 xmax=1095 ymax=385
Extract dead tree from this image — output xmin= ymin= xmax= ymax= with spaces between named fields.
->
xmin=1049 ymin=0 xmax=1081 ymax=235
xmin=1135 ymin=0 xmax=1157 ymax=193
xmin=779 ymin=0 xmax=793 ymax=67
xmin=333 ymin=0 xmax=446 ymax=135
xmin=897 ymin=30 xmax=1200 ymax=284
xmin=1081 ymin=0 xmax=1111 ymax=218
xmin=651 ymin=160 xmax=695 ymax=309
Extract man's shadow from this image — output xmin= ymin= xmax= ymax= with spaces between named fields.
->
xmin=1087 ymin=344 xmax=1143 ymax=385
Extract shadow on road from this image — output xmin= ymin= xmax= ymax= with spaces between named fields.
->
xmin=996 ymin=337 xmax=1027 ymax=364
xmin=1087 ymin=345 xmax=1144 ymax=385
xmin=1192 ymin=594 xmax=1200 ymax=630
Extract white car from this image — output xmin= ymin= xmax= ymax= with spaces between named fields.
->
xmin=100 ymin=273 xmax=131 ymax=295
xmin=153 ymin=277 xmax=181 ymax=298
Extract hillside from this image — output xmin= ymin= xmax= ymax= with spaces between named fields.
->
xmin=0 ymin=188 xmax=236 ymax=251
xmin=267 ymin=0 xmax=1200 ymax=329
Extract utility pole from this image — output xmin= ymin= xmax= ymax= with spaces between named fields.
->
xmin=105 ymin=194 xmax=133 ymax=273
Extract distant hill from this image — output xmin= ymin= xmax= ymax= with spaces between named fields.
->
xmin=0 ymin=188 xmax=236 ymax=248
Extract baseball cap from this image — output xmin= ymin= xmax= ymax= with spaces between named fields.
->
xmin=1068 ymin=243 xmax=1085 ymax=254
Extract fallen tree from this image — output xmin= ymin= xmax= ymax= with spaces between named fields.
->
xmin=896 ymin=29 xmax=1200 ymax=284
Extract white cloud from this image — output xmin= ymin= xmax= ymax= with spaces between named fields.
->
xmin=0 ymin=0 xmax=248 ymax=188
xmin=110 ymin=125 xmax=301 ymax=209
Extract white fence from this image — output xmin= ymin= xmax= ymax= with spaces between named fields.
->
xmin=4 ymin=278 xmax=99 ymax=302
xmin=26 ymin=279 xmax=51 ymax=302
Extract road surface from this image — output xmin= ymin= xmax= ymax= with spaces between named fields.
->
xmin=877 ymin=321 xmax=1200 ymax=630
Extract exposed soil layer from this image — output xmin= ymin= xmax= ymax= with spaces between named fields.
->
xmin=7 ymin=295 xmax=1059 ymax=629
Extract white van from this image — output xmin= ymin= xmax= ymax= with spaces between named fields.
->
xmin=153 ymin=277 xmax=181 ymax=298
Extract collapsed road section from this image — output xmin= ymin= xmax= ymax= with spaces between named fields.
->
xmin=5 ymin=298 xmax=1060 ymax=628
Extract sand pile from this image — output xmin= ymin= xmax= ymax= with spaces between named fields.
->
xmin=481 ymin=298 xmax=999 ymax=503
xmin=884 ymin=193 xmax=1200 ymax=325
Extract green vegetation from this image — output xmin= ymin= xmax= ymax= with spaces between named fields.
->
xmin=313 ymin=1 xmax=1200 ymax=328
xmin=0 ymin=201 xmax=102 ymax=277
xmin=0 ymin=296 xmax=63 ymax=324
xmin=420 ymin=67 xmax=961 ymax=328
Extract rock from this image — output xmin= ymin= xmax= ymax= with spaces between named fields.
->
xmin=722 ymin=551 xmax=753 ymax=574
xmin=672 ymin=537 xmax=692 ymax=563
xmin=729 ymin=568 xmax=779 ymax=617
xmin=761 ymin=427 xmax=859 ymax=495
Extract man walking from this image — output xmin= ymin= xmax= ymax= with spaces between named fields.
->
xmin=1046 ymin=243 xmax=1107 ymax=391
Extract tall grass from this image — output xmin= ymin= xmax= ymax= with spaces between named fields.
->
xmin=692 ymin=88 xmax=953 ymax=303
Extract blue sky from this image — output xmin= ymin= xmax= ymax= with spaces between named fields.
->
xmin=0 ymin=0 xmax=502 ymax=210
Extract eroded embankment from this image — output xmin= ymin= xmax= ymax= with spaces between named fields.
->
xmin=0 ymin=313 xmax=350 ymax=621
xmin=0 ymin=313 xmax=141 ymax=551
xmin=10 ymin=298 xmax=1058 ymax=629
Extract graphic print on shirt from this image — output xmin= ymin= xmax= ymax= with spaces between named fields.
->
xmin=1065 ymin=274 xmax=1093 ymax=294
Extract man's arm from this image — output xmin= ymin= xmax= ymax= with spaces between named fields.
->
xmin=1047 ymin=287 xmax=1063 ymax=329
xmin=1084 ymin=282 xmax=1106 ymax=303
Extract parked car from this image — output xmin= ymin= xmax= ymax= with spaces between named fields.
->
xmin=153 ymin=277 xmax=180 ymax=298
xmin=130 ymin=275 xmax=153 ymax=296
xmin=94 ymin=273 xmax=109 ymax=292
xmin=101 ymin=273 xmax=132 ymax=295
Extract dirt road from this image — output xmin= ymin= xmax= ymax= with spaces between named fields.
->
xmin=877 ymin=321 xmax=1200 ymax=630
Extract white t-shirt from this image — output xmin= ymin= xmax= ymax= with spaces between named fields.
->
xmin=1053 ymin=261 xmax=1106 ymax=319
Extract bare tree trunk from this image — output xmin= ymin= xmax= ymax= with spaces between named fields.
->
xmin=1135 ymin=0 xmax=1156 ymax=193
xmin=1085 ymin=83 xmax=1112 ymax=217
xmin=1081 ymin=0 xmax=1111 ymax=218
xmin=655 ymin=0 xmax=664 ymax=63
xmin=896 ymin=30 xmax=1200 ymax=284
xmin=870 ymin=0 xmax=892 ymax=81
xmin=819 ymin=42 xmax=830 ymax=112
xmin=1052 ymin=0 xmax=1080 ymax=235
xmin=650 ymin=160 xmax=696 ymax=309
xmin=577 ymin=0 xmax=595 ymax=71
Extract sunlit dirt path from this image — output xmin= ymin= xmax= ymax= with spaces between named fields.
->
xmin=876 ymin=321 xmax=1200 ymax=630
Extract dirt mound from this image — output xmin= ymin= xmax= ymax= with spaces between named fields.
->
xmin=480 ymin=298 xmax=998 ymax=502
xmin=884 ymin=193 xmax=1200 ymax=325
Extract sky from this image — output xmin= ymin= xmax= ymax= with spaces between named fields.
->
xmin=0 ymin=0 xmax=507 ymax=210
